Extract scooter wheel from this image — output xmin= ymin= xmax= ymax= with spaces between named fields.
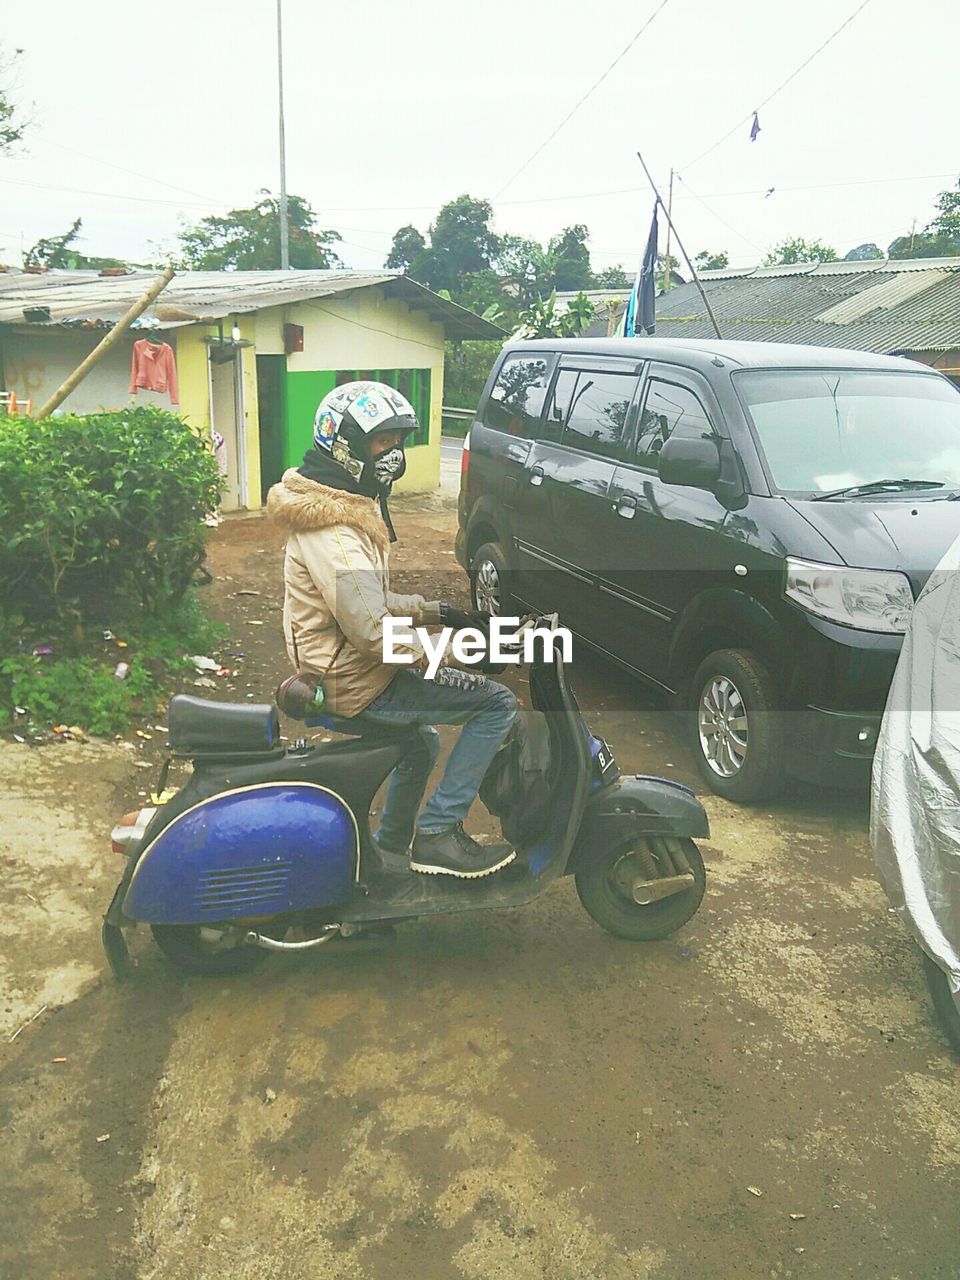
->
xmin=575 ymin=837 xmax=705 ymax=941
xmin=150 ymin=924 xmax=267 ymax=976
xmin=921 ymin=950 xmax=960 ymax=1055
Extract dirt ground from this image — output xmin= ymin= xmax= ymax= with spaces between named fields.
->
xmin=1 ymin=499 xmax=958 ymax=1280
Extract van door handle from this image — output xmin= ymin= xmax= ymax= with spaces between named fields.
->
xmin=614 ymin=494 xmax=637 ymax=519
xmin=529 ymin=466 xmax=544 ymax=487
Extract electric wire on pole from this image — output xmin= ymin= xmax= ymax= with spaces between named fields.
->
xmin=277 ymin=0 xmax=290 ymax=270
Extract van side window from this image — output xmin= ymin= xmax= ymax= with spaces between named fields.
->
xmin=542 ymin=368 xmax=577 ymax=442
xmin=560 ymin=370 xmax=638 ymax=459
xmin=635 ymin=381 xmax=715 ymax=469
xmin=485 ymin=355 xmax=552 ymax=437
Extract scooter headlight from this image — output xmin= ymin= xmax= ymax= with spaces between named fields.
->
xmin=783 ymin=558 xmax=913 ymax=634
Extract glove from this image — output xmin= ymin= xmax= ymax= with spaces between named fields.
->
xmin=439 ymin=602 xmax=492 ymax=631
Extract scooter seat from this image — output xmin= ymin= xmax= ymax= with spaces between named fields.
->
xmin=168 ymin=694 xmax=281 ymax=755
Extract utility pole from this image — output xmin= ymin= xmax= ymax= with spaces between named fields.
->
xmin=662 ymin=168 xmax=674 ymax=292
xmin=277 ymin=0 xmax=290 ymax=270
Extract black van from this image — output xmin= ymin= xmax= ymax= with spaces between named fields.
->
xmin=456 ymin=338 xmax=960 ymax=801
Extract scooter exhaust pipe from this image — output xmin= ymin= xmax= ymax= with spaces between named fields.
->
xmin=631 ymin=873 xmax=695 ymax=905
xmin=244 ymin=927 xmax=340 ymax=952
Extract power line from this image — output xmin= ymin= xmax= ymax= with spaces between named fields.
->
xmin=674 ymin=174 xmax=765 ymax=254
xmin=0 ymin=174 xmax=221 ymax=211
xmin=493 ymin=0 xmax=674 ymax=199
xmin=306 ymin=170 xmax=957 ymax=215
xmin=681 ymin=0 xmax=875 ymax=174
xmin=39 ymin=138 xmax=221 ymax=205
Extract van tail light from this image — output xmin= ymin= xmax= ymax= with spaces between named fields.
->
xmin=460 ymin=431 xmax=470 ymax=484
xmin=111 ymin=807 xmax=156 ymax=855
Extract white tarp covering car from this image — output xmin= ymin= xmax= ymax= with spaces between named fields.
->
xmin=871 ymin=531 xmax=960 ymax=1044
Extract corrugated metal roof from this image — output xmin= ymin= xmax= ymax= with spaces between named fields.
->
xmin=807 ymin=260 xmax=883 ymax=276
xmin=815 ymin=270 xmax=949 ymax=325
xmin=581 ymin=255 xmax=960 ymax=354
xmin=748 ymin=262 xmax=819 ymax=279
xmin=875 ymin=256 xmax=960 ymax=273
xmin=693 ymin=266 xmax=757 ymax=281
xmin=0 ymin=268 xmax=504 ymax=340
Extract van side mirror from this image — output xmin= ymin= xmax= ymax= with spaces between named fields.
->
xmin=657 ymin=433 xmax=722 ymax=490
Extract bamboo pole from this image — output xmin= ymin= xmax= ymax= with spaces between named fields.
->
xmin=636 ymin=152 xmax=722 ymax=340
xmin=32 ymin=266 xmax=176 ymax=419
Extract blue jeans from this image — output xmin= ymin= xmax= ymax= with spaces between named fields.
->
xmin=326 ymin=668 xmax=517 ymax=850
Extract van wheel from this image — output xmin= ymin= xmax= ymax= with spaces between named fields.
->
xmin=689 ymin=649 xmax=785 ymax=803
xmin=471 ymin=542 xmax=513 ymax=616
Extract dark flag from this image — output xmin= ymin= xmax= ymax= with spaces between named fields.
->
xmin=622 ymin=202 xmax=659 ymax=338
xmin=750 ymin=111 xmax=761 ymax=142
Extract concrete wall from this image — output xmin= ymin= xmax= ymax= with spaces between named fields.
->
xmin=1 ymin=328 xmax=179 ymax=416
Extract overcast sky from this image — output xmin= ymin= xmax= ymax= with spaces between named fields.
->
xmin=1 ymin=0 xmax=957 ymax=274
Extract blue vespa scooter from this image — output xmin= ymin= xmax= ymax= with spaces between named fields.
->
xmin=102 ymin=620 xmax=708 ymax=977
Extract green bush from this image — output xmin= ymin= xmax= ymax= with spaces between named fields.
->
xmin=0 ymin=406 xmax=222 ymax=625
xmin=0 ymin=591 xmax=226 ymax=735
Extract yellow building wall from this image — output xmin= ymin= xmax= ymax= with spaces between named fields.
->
xmin=175 ymin=326 xmax=210 ymax=436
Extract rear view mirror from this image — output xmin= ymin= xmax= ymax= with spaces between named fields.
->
xmin=658 ymin=434 xmax=722 ymax=490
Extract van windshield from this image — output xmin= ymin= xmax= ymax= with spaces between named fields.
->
xmin=734 ymin=369 xmax=960 ymax=496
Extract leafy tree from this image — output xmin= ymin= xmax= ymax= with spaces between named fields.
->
xmin=844 ymin=242 xmax=883 ymax=262
xmin=763 ymin=237 xmax=838 ymax=266
xmin=548 ymin=224 xmax=593 ymax=292
xmin=594 ymin=265 xmax=630 ymax=289
xmin=0 ymin=46 xmax=29 ymax=153
xmin=22 ymin=218 xmax=129 ymax=271
xmin=929 ymin=178 xmax=960 ymax=239
xmin=439 ymin=269 xmax=510 ymax=324
xmin=518 ymin=290 xmax=594 ymax=339
xmin=656 ymin=253 xmax=683 ymax=283
xmin=887 ymin=180 xmax=960 ymax=258
xmin=694 ymin=250 xmax=729 ymax=271
xmin=496 ymin=235 xmax=556 ymax=306
xmin=178 ymin=192 xmax=342 ymax=270
xmin=385 ymin=224 xmax=426 ymax=272
xmin=888 ymin=231 xmax=960 ymax=259
xmin=413 ymin=194 xmax=500 ymax=293
xmin=444 ymin=340 xmax=502 ymax=410
xmin=24 ymin=218 xmax=83 ymax=269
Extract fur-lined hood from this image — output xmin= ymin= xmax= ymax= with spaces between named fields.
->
xmin=266 ymin=469 xmax=389 ymax=553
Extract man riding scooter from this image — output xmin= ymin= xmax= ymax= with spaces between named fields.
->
xmin=267 ymin=381 xmax=517 ymax=880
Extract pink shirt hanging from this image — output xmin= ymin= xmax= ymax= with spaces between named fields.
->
xmin=130 ymin=339 xmax=180 ymax=404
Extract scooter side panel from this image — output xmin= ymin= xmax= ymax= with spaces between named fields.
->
xmin=123 ymin=783 xmax=357 ymax=925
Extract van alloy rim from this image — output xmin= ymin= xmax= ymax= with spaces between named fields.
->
xmin=475 ymin=559 xmax=502 ymax=614
xmin=698 ymin=675 xmax=749 ymax=777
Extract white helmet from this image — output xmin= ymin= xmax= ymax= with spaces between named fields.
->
xmin=313 ymin=380 xmax=418 ymax=483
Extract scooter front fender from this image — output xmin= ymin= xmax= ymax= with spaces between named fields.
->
xmin=566 ymin=774 xmax=709 ymax=873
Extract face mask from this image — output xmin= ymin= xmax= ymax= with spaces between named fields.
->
xmin=373 ymin=447 xmax=406 ymax=487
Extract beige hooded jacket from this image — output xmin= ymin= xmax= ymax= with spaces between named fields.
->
xmin=267 ymin=469 xmax=442 ymax=718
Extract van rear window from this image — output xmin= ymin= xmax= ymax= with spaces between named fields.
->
xmin=485 ymin=355 xmax=553 ymax=437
